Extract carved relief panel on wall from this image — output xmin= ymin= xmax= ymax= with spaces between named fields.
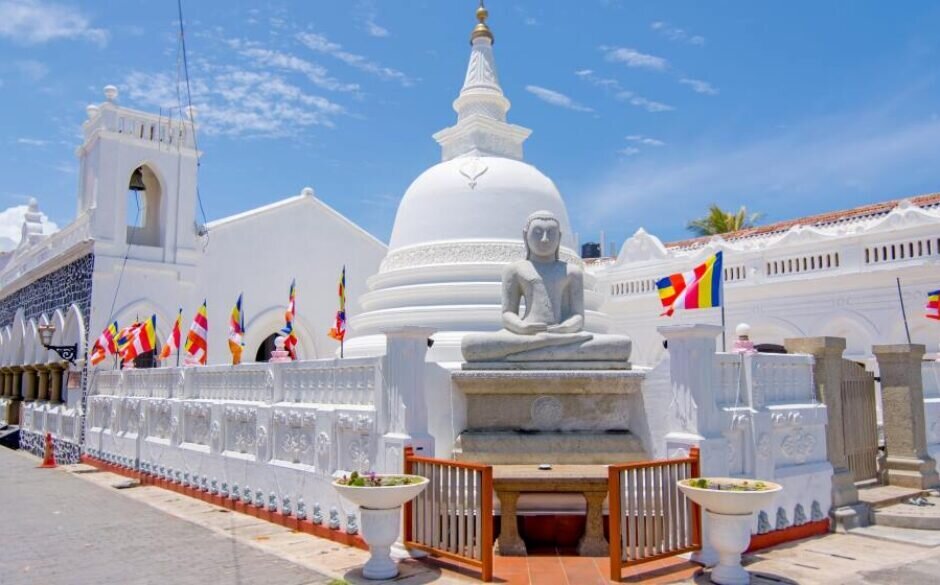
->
xmin=273 ymin=408 xmax=317 ymax=466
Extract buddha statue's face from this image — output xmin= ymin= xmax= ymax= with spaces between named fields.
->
xmin=525 ymin=217 xmax=561 ymax=260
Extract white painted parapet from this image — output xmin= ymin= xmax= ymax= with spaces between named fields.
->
xmin=81 ymin=351 xmax=423 ymax=533
xmin=644 ymin=325 xmax=832 ymax=538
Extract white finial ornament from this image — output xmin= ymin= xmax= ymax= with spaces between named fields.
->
xmin=104 ymin=85 xmax=118 ymax=102
xmin=432 ymin=3 xmax=532 ymax=162
xmin=301 ymin=187 xmax=315 ymax=197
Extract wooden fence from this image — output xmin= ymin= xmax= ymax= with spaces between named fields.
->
xmin=608 ymin=447 xmax=702 ymax=580
xmin=403 ymin=447 xmax=494 ymax=582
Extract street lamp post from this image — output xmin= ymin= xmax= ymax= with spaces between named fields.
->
xmin=37 ymin=324 xmax=78 ymax=365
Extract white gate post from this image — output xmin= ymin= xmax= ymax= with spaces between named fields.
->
xmin=658 ymin=323 xmax=729 ymax=567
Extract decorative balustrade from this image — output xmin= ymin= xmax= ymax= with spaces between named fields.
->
xmin=186 ymin=364 xmax=272 ymax=402
xmin=84 ymin=104 xmax=195 ymax=150
xmin=713 ymin=353 xmax=744 ymax=406
xmin=749 ymin=354 xmax=815 ymax=406
xmin=83 ymin=355 xmax=391 ymax=535
xmin=281 ymin=357 xmax=381 ymax=405
xmin=0 ymin=213 xmax=91 ymax=289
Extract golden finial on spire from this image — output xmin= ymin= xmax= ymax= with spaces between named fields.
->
xmin=471 ymin=0 xmax=494 ymax=44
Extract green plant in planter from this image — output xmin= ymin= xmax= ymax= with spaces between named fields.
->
xmin=335 ymin=470 xmax=423 ymax=487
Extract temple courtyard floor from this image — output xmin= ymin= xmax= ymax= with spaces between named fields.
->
xmin=3 ymin=446 xmax=940 ymax=585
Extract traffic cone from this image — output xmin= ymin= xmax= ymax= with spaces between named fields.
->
xmin=38 ymin=432 xmax=57 ymax=468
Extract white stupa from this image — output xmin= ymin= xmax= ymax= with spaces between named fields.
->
xmin=346 ymin=4 xmax=608 ymax=361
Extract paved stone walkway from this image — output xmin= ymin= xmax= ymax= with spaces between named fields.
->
xmin=7 ymin=445 xmax=940 ymax=584
xmin=0 ymin=448 xmax=332 ymax=585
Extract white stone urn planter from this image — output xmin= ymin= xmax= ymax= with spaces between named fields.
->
xmin=678 ymin=478 xmax=782 ymax=585
xmin=333 ymin=473 xmax=429 ymax=580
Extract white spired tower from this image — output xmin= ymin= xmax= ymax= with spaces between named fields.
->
xmin=346 ymin=4 xmax=610 ymax=361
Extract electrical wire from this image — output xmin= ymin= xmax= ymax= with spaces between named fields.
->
xmin=176 ymin=0 xmax=210 ymax=251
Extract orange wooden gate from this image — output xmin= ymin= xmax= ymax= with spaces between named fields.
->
xmin=403 ymin=447 xmax=494 ymax=582
xmin=608 ymin=448 xmax=702 ymax=581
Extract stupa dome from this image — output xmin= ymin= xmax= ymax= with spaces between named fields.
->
xmin=344 ymin=4 xmax=607 ymax=361
xmin=389 ymin=156 xmax=574 ymax=251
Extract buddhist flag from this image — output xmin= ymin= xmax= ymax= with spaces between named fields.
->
xmin=122 ymin=315 xmax=157 ymax=362
xmin=115 ymin=322 xmax=140 ymax=359
xmin=927 ymin=289 xmax=940 ymax=321
xmin=328 ymin=266 xmax=347 ymax=343
xmin=159 ymin=308 xmax=183 ymax=361
xmin=228 ymin=293 xmax=245 ymax=365
xmin=90 ymin=321 xmax=119 ymax=366
xmin=184 ymin=300 xmax=209 ymax=365
xmin=656 ymin=251 xmax=723 ymax=317
xmin=279 ymin=280 xmax=298 ymax=359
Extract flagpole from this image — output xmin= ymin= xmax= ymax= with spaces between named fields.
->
xmin=720 ymin=269 xmax=727 ymax=352
xmin=176 ymin=308 xmax=182 ymax=368
xmin=897 ymin=277 xmax=912 ymax=344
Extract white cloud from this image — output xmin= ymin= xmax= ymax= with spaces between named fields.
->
xmin=651 ymin=21 xmax=705 ymax=46
xmin=236 ymin=45 xmax=360 ymax=93
xmin=622 ymin=94 xmax=674 ymax=112
xmin=0 ymin=0 xmax=107 ymax=46
xmin=601 ymin=46 xmax=668 ymax=71
xmin=619 ymin=147 xmax=640 ymax=156
xmin=355 ymin=1 xmax=390 ymax=37
xmin=525 ymin=85 xmax=593 ymax=112
xmin=123 ymin=67 xmax=346 ymax=138
xmin=680 ymin=78 xmax=719 ymax=95
xmin=575 ymin=70 xmax=674 ymax=113
xmin=297 ymin=31 xmax=413 ymax=86
xmin=365 ymin=20 xmax=389 ymax=38
xmin=0 ymin=203 xmax=59 ymax=252
xmin=16 ymin=137 xmax=48 ymax=146
xmin=626 ymin=135 xmax=665 ymax=146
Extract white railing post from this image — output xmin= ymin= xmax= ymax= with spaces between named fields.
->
xmin=378 ymin=328 xmax=435 ymax=473
xmin=657 ymin=324 xmax=728 ymax=567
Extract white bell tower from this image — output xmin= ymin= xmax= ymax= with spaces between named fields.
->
xmin=76 ymin=85 xmax=200 ymax=265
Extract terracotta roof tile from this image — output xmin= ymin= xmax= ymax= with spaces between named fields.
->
xmin=666 ymin=192 xmax=940 ymax=250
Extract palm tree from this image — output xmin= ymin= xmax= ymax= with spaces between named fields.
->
xmin=686 ymin=204 xmax=763 ymax=237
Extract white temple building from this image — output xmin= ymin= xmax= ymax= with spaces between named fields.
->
xmin=1 ymin=6 xmax=938 ymax=557
xmin=0 ymin=2 xmax=936 ymax=456
xmin=592 ymin=194 xmax=940 ymax=367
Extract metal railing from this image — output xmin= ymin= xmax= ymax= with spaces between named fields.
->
xmin=608 ymin=447 xmax=701 ymax=580
xmin=403 ymin=447 xmax=493 ymax=582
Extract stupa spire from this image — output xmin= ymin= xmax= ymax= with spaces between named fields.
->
xmin=471 ymin=1 xmax=494 ymax=44
xmin=433 ymin=2 xmax=532 ymax=161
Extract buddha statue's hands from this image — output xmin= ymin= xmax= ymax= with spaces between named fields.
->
xmin=502 ymin=311 xmax=548 ymax=335
xmin=516 ymin=322 xmax=549 ymax=335
xmin=547 ymin=315 xmax=583 ymax=334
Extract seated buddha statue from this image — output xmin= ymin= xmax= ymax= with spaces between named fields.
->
xmin=461 ymin=210 xmax=631 ymax=369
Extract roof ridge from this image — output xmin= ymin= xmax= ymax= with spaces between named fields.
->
xmin=665 ymin=192 xmax=940 ymax=250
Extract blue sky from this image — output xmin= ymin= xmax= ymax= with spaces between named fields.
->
xmin=2 ymin=0 xmax=940 ymax=252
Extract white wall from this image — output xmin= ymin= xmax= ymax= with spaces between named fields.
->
xmin=198 ymin=194 xmax=386 ymax=364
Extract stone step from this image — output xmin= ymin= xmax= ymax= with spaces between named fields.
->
xmin=872 ymin=497 xmax=940 ymax=530
xmin=454 ymin=430 xmax=646 ymax=465
xmin=858 ymin=484 xmax=934 ymax=509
